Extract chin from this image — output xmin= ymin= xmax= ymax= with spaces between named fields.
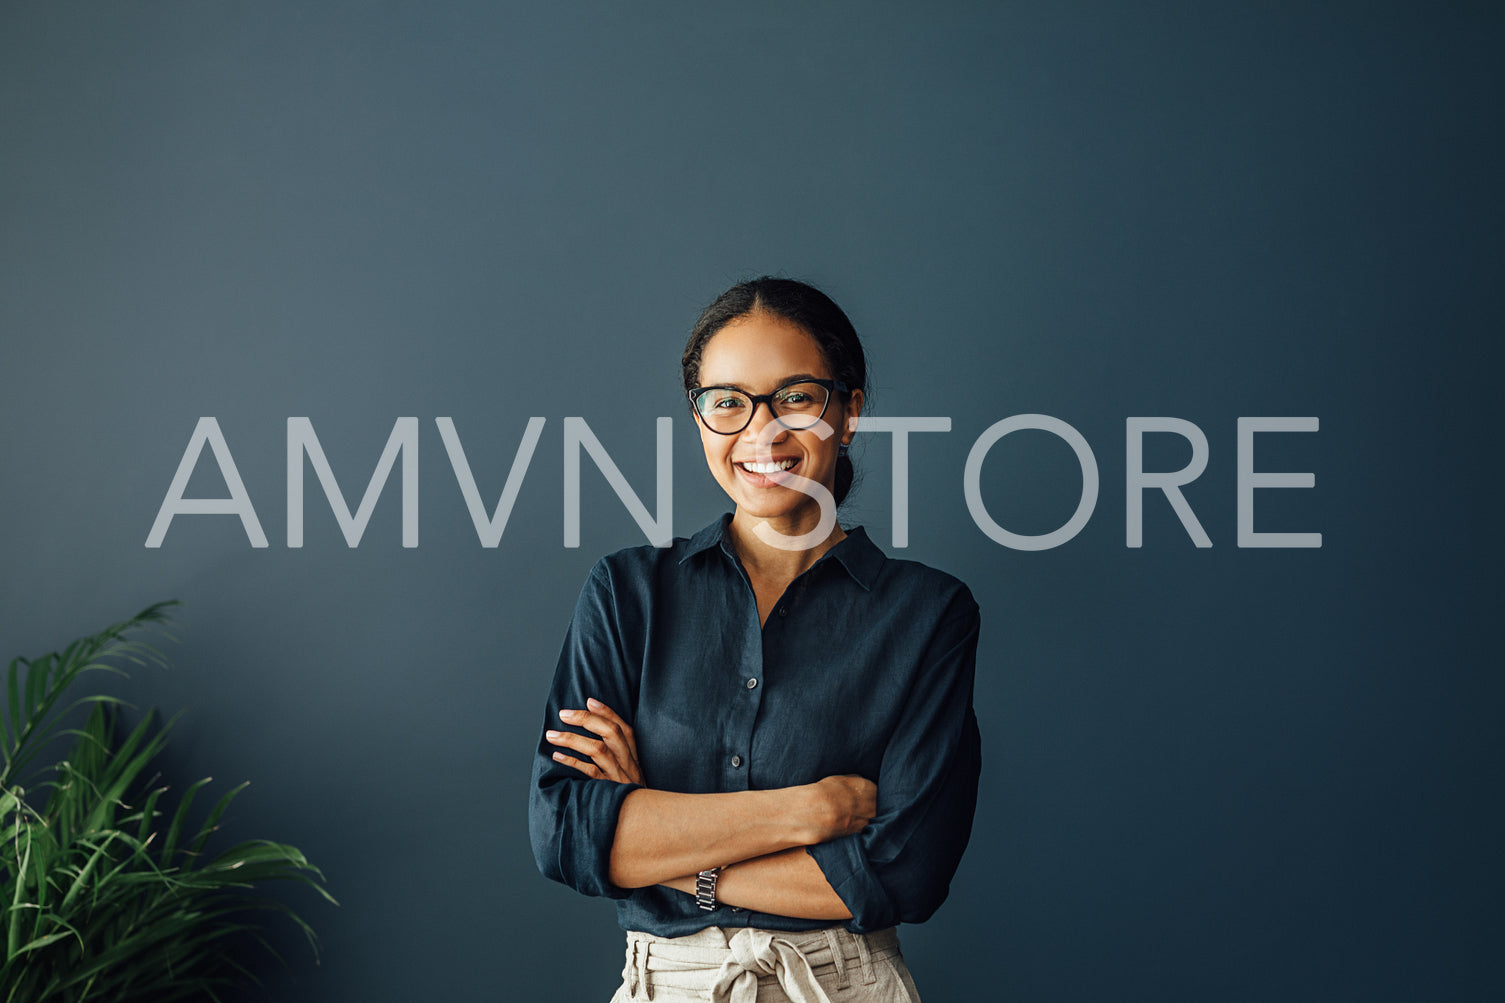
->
xmin=734 ymin=490 xmax=827 ymax=523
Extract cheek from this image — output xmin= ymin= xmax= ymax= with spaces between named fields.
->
xmin=798 ymin=433 xmax=840 ymax=477
xmin=699 ymin=429 xmax=731 ymax=472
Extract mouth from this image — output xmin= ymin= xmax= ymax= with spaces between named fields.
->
xmin=734 ymin=456 xmax=800 ymax=485
xmin=736 ymin=458 xmax=798 ymax=475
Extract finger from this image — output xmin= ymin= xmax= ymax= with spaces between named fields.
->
xmin=585 ymin=698 xmax=637 ymax=745
xmin=559 ymin=708 xmax=628 ymax=765
xmin=550 ymin=750 xmax=603 ymax=779
xmin=546 ymin=730 xmax=628 ymax=782
xmin=583 ymin=700 xmax=643 ymax=784
xmin=546 ymin=729 xmax=609 ymax=760
xmin=564 ymin=705 xmax=630 ymax=749
xmin=559 ymin=704 xmax=643 ymax=786
xmin=565 ymin=706 xmax=642 ymax=782
xmin=585 ymin=699 xmax=640 ymax=767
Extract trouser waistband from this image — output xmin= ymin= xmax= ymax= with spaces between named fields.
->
xmin=621 ymin=925 xmax=900 ymax=1002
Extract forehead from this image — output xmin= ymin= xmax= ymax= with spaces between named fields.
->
xmin=697 ymin=311 xmax=830 ymax=389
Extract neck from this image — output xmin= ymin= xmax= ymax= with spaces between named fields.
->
xmin=727 ymin=510 xmax=847 ymax=581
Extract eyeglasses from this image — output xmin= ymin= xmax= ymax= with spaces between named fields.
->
xmin=688 ymin=378 xmax=848 ymax=436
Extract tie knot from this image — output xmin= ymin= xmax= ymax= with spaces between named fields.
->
xmin=709 ymin=929 xmax=833 ymax=1003
xmin=726 ymin=928 xmax=781 ymax=975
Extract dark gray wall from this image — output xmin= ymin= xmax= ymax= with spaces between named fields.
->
xmin=2 ymin=2 xmax=1499 ymax=1000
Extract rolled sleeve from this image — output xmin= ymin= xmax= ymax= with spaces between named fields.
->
xmin=529 ymin=767 xmax=640 ymax=899
xmin=527 ymin=560 xmax=644 ymax=899
xmin=807 ymin=596 xmax=982 ymax=931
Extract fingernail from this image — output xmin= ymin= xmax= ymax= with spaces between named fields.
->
xmin=587 ymin=697 xmax=603 ymax=710
xmin=559 ymin=709 xmax=579 ymax=720
xmin=545 ymin=730 xmax=561 ymax=739
xmin=552 ymin=751 xmax=565 ymax=761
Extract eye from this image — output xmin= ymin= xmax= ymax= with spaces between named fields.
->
xmin=774 ymin=386 xmax=821 ymax=409
xmin=698 ymin=390 xmax=748 ymax=415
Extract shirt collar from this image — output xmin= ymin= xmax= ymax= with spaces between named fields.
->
xmin=823 ymin=526 xmax=882 ymax=591
xmin=680 ymin=513 xmax=883 ymax=592
xmin=680 ymin=513 xmax=734 ymax=563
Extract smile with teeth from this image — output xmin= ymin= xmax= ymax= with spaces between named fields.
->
xmin=738 ymin=458 xmax=798 ymax=475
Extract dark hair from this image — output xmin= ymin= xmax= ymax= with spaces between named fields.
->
xmin=682 ymin=276 xmax=868 ymax=506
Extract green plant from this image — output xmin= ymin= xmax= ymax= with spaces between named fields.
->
xmin=1 ymin=601 xmax=335 ymax=1002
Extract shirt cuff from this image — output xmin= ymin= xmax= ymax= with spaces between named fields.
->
xmin=550 ymin=777 xmax=643 ymax=900
xmin=806 ymin=835 xmax=897 ymax=932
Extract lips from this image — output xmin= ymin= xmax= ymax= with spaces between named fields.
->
xmin=737 ymin=458 xmax=798 ymax=475
xmin=734 ymin=456 xmax=800 ymax=486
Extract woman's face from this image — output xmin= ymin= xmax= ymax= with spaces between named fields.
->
xmin=693 ymin=310 xmax=861 ymax=528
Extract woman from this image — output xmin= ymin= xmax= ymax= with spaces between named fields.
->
xmin=529 ymin=277 xmax=981 ymax=1002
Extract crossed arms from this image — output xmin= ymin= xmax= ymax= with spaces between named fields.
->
xmin=527 ymin=558 xmax=982 ymax=931
xmin=546 ymin=698 xmax=876 ymax=919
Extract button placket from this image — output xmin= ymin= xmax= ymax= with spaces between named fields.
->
xmin=730 ymin=549 xmax=778 ymax=791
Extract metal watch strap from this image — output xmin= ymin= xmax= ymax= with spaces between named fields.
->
xmin=695 ymin=866 xmax=722 ymax=911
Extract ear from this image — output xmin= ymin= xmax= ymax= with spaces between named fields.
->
xmin=841 ymin=389 xmax=864 ymax=444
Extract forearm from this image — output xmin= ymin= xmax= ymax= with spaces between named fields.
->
xmin=608 ymin=786 xmax=821 ymax=888
xmin=661 ymin=847 xmax=851 ymax=921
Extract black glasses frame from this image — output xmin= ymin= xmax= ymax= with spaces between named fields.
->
xmin=687 ymin=378 xmax=849 ymax=436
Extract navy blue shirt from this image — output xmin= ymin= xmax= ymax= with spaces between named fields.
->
xmin=528 ymin=514 xmax=982 ymax=935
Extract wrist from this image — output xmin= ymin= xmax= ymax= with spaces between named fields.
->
xmin=695 ymin=865 xmax=722 ymax=910
xmin=783 ymin=783 xmax=826 ymax=846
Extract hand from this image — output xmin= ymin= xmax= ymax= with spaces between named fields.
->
xmin=805 ymin=774 xmax=877 ymax=843
xmin=546 ymin=698 xmax=644 ymax=785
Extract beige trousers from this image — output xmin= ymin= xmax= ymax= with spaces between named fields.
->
xmin=608 ymin=925 xmax=922 ymax=1003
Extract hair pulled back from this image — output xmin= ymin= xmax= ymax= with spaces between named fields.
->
xmin=682 ymin=277 xmax=868 ymax=506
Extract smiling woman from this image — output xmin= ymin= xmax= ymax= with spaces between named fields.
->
xmin=528 ymin=277 xmax=983 ymax=1003
xmin=688 ymin=310 xmax=862 ymax=587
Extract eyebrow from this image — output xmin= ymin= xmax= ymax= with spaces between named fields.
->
xmin=699 ymin=373 xmax=827 ymax=391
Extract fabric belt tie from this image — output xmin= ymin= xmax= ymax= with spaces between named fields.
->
xmin=708 ymin=928 xmax=832 ymax=1003
xmin=620 ymin=925 xmax=898 ymax=1001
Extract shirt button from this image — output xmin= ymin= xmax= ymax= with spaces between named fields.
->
xmin=746 ymin=677 xmax=758 ymax=689
xmin=778 ymin=606 xmax=788 ymax=618
xmin=730 ymin=755 xmax=743 ymax=768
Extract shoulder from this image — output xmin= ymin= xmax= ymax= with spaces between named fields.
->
xmin=592 ymin=539 xmax=673 ymax=579
xmin=874 ymin=557 xmax=980 ymax=643
xmin=563 ymin=541 xmax=685 ymax=638
xmin=582 ymin=515 xmax=727 ymax=601
xmin=841 ymin=526 xmax=978 ymax=623
xmin=591 ymin=533 xmax=701 ymax=583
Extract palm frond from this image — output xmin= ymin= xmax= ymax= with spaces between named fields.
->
xmin=0 ymin=602 xmax=333 ymax=1002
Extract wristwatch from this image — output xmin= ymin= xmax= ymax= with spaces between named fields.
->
xmin=695 ymin=866 xmax=722 ymax=911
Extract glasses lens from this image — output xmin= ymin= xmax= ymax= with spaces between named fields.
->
xmin=695 ymin=388 xmax=753 ymax=432
xmin=772 ymin=382 xmax=830 ymax=429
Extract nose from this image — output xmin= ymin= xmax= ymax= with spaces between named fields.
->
xmin=740 ymin=399 xmax=786 ymax=446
